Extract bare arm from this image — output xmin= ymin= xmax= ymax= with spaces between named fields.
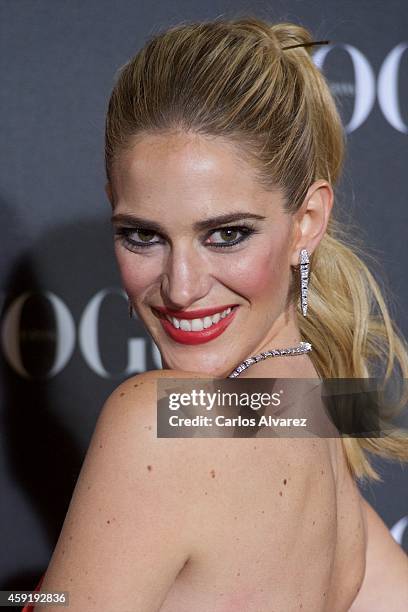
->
xmin=349 ymin=496 xmax=408 ymax=612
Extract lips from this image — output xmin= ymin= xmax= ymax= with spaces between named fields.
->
xmin=154 ymin=305 xmax=239 ymax=345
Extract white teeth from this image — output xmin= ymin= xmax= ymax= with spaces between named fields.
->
xmin=211 ymin=312 xmax=221 ymax=324
xmin=165 ymin=307 xmax=235 ymax=331
xmin=191 ymin=318 xmax=204 ymax=331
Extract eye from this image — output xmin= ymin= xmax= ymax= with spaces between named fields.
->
xmin=205 ymin=225 xmax=257 ymax=249
xmin=114 ymin=227 xmax=162 ymax=249
xmin=130 ymin=229 xmax=158 ymax=244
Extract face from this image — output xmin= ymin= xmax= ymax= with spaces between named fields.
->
xmin=107 ymin=132 xmax=305 ymax=377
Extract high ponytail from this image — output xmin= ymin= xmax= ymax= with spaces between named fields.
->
xmin=105 ymin=15 xmax=408 ymax=481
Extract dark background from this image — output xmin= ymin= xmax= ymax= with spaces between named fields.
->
xmin=0 ymin=0 xmax=407 ymax=594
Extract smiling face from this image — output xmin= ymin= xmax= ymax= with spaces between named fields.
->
xmin=107 ymin=131 xmax=307 ymax=376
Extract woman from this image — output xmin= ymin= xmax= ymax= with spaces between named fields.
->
xmin=25 ymin=16 xmax=408 ymax=612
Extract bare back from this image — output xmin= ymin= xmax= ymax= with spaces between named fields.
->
xmin=159 ymin=437 xmax=366 ymax=611
xmin=155 ymin=354 xmax=366 ymax=611
xmin=36 ymin=366 xmax=405 ymax=612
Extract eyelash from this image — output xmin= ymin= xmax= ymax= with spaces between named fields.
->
xmin=114 ymin=224 xmax=259 ymax=252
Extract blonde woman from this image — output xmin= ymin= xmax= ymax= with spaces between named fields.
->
xmin=26 ymin=16 xmax=408 ymax=612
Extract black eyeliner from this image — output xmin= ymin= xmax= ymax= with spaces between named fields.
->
xmin=114 ymin=224 xmax=259 ymax=251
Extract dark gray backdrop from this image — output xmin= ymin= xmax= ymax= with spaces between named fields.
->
xmin=1 ymin=0 xmax=407 ymax=594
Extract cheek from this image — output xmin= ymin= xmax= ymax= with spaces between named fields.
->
xmin=223 ymin=243 xmax=289 ymax=300
xmin=115 ymin=248 xmax=162 ymax=297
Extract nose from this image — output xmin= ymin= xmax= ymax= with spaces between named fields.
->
xmin=160 ymin=244 xmax=212 ymax=310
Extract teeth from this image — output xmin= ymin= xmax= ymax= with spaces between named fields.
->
xmin=165 ymin=307 xmax=233 ymax=331
xmin=203 ymin=316 xmax=213 ymax=329
xmin=191 ymin=318 xmax=204 ymax=331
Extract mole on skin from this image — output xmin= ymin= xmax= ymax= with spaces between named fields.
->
xmin=210 ymin=469 xmax=216 ymax=478
xmin=147 ymin=465 xmax=153 ymax=471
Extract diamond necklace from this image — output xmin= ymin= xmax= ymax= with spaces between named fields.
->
xmin=227 ymin=341 xmax=312 ymax=378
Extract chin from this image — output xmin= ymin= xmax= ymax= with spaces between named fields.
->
xmin=160 ymin=353 xmax=229 ymax=377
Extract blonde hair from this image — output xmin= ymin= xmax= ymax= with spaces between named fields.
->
xmin=105 ymin=15 xmax=408 ymax=482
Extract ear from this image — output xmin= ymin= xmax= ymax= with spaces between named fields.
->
xmin=290 ymin=180 xmax=333 ymax=267
xmin=105 ymin=182 xmax=114 ymax=207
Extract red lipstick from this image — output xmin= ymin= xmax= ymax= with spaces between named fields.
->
xmin=154 ymin=305 xmax=239 ymax=345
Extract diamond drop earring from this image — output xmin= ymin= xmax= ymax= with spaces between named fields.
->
xmin=299 ymin=248 xmax=309 ymax=317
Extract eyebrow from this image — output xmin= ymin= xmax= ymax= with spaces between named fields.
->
xmin=110 ymin=211 xmax=267 ymax=232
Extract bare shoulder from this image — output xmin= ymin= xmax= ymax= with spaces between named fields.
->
xmin=349 ymin=495 xmax=408 ymax=612
xmin=101 ymin=367 xmax=218 ymax=431
xmin=34 ymin=368 xmax=221 ymax=612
